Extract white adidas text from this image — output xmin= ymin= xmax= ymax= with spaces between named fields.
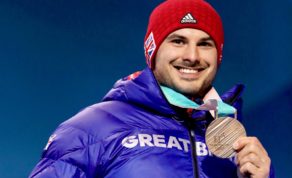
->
xmin=181 ymin=13 xmax=197 ymax=24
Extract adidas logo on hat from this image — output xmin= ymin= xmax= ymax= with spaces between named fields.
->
xmin=181 ymin=13 xmax=197 ymax=24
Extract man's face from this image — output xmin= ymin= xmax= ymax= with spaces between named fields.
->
xmin=153 ymin=28 xmax=218 ymax=98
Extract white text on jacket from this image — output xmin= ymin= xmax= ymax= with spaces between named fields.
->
xmin=122 ymin=134 xmax=211 ymax=156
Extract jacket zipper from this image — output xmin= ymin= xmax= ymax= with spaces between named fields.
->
xmin=172 ymin=112 xmax=200 ymax=178
xmin=187 ymin=126 xmax=199 ymax=178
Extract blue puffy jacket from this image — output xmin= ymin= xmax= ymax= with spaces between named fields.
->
xmin=29 ymin=67 xmax=274 ymax=178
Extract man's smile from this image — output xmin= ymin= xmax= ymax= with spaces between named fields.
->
xmin=173 ymin=65 xmax=206 ymax=79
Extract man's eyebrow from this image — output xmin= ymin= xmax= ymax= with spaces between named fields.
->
xmin=166 ymin=34 xmax=187 ymax=40
xmin=200 ymin=37 xmax=214 ymax=41
xmin=166 ymin=34 xmax=214 ymax=42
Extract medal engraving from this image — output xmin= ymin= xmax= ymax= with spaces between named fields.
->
xmin=206 ymin=117 xmax=246 ymax=158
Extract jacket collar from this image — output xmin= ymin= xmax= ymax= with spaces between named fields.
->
xmin=102 ymin=67 xmax=176 ymax=116
xmin=102 ymin=67 xmax=245 ymax=117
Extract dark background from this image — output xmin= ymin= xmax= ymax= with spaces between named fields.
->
xmin=0 ymin=0 xmax=291 ymax=177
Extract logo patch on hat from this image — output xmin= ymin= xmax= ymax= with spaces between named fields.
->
xmin=144 ymin=32 xmax=156 ymax=65
xmin=181 ymin=13 xmax=197 ymax=24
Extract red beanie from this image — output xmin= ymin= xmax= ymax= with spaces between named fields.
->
xmin=144 ymin=0 xmax=224 ymax=68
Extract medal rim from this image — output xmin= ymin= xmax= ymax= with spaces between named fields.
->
xmin=205 ymin=117 xmax=246 ymax=158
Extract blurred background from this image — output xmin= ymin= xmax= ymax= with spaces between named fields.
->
xmin=0 ymin=0 xmax=291 ymax=177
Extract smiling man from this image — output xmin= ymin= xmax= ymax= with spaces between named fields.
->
xmin=30 ymin=0 xmax=274 ymax=178
xmin=153 ymin=28 xmax=218 ymax=98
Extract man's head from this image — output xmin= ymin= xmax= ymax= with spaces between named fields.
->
xmin=144 ymin=0 xmax=224 ymax=98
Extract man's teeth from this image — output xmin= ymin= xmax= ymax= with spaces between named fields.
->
xmin=179 ymin=68 xmax=199 ymax=74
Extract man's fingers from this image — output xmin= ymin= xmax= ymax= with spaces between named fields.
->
xmin=237 ymin=152 xmax=264 ymax=168
xmin=234 ymin=136 xmax=271 ymax=178
xmin=233 ymin=137 xmax=267 ymax=155
xmin=239 ymin=161 xmax=258 ymax=177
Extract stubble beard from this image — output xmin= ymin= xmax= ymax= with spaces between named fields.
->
xmin=155 ymin=68 xmax=216 ymax=99
xmin=155 ymin=74 xmax=212 ymax=99
xmin=173 ymin=79 xmax=213 ymax=99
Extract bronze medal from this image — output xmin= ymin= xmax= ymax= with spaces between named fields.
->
xmin=206 ymin=117 xmax=246 ymax=158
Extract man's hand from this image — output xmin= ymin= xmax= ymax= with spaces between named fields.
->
xmin=233 ymin=137 xmax=271 ymax=178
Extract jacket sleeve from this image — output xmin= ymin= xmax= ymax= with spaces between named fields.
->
xmin=29 ymin=124 xmax=105 ymax=178
xmin=29 ymin=158 xmax=86 ymax=178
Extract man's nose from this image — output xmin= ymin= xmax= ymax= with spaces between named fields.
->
xmin=182 ymin=45 xmax=199 ymax=62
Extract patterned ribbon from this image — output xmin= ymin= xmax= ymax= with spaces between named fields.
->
xmin=160 ymin=86 xmax=236 ymax=118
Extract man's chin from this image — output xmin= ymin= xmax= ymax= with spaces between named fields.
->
xmin=174 ymin=84 xmax=212 ymax=98
xmin=174 ymin=87 xmax=202 ymax=98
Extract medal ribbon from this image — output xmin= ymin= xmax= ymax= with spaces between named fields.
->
xmin=160 ymin=86 xmax=236 ymax=117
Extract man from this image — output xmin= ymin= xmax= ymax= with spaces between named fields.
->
xmin=30 ymin=0 xmax=274 ymax=177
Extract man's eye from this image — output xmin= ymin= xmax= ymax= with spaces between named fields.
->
xmin=198 ymin=41 xmax=213 ymax=47
xmin=171 ymin=39 xmax=185 ymax=45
